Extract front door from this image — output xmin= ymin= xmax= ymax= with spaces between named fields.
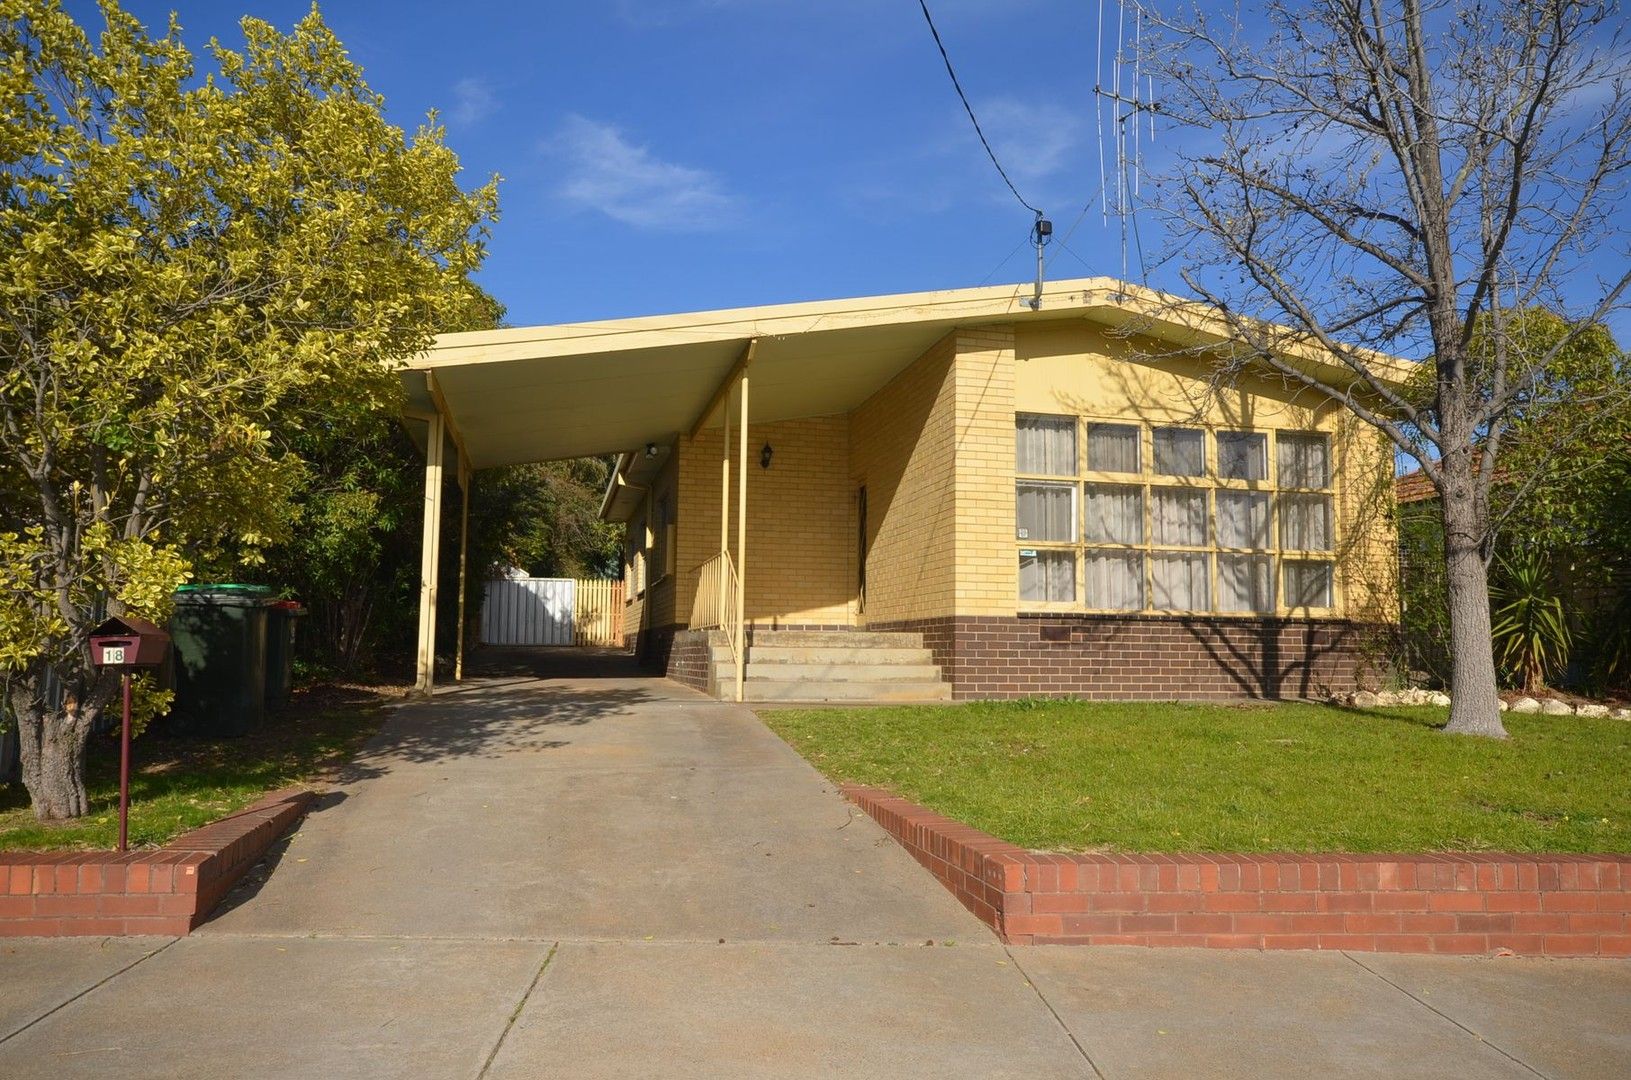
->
xmin=856 ymin=485 xmax=868 ymax=618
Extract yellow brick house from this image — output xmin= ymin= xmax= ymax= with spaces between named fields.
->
xmin=402 ymin=279 xmax=1403 ymax=702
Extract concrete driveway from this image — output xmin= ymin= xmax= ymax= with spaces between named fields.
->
xmin=2 ymin=648 xmax=1627 ymax=1078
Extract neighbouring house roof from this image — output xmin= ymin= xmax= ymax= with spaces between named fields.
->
xmin=400 ymin=278 xmax=1419 ymax=488
xmin=1395 ymin=469 xmax=1437 ymax=504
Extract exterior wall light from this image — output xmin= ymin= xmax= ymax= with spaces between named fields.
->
xmin=760 ymin=442 xmax=773 ymax=469
xmin=645 ymin=442 xmax=657 ymax=458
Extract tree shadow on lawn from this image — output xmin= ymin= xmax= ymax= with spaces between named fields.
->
xmin=0 ymin=681 xmax=397 ymax=848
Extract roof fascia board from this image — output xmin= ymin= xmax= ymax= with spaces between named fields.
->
xmin=598 ymin=451 xmax=632 ymax=521
xmin=412 ymin=277 xmax=1415 ymax=395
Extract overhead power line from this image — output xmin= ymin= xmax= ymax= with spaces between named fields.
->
xmin=915 ymin=0 xmax=1041 ymax=217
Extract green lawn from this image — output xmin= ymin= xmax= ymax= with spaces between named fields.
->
xmin=761 ymin=701 xmax=1631 ymax=854
xmin=0 ymin=684 xmax=393 ymax=851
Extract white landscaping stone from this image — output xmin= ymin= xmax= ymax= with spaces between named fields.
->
xmin=1575 ymin=703 xmax=1610 ymax=719
xmin=1375 ymin=690 xmax=1402 ymax=706
xmin=1509 ymin=697 xmax=1542 ymax=714
xmin=1350 ymin=690 xmax=1379 ymax=708
xmin=1497 ymin=700 xmax=1509 ymax=712
xmin=1427 ymin=692 xmax=1452 ymax=707
xmin=1540 ymin=698 xmax=1574 ymax=716
xmin=1613 ymin=708 xmax=1631 ymax=720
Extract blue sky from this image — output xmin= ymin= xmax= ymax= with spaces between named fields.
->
xmin=65 ymin=1 xmax=1629 ymax=347
xmin=80 ymin=0 xmax=1123 ymax=326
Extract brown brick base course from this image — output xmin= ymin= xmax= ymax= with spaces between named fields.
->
xmin=0 ymin=787 xmax=315 ymax=938
xmin=843 ymin=785 xmax=1631 ymax=957
xmin=874 ymin=614 xmax=1386 ymax=700
xmin=665 ymin=628 xmax=712 ymax=692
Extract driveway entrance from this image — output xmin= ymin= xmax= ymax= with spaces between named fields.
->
xmin=1 ymin=652 xmax=1625 ymax=1078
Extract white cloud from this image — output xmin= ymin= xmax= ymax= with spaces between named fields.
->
xmin=976 ymin=98 xmax=1081 ymax=183
xmin=543 ymin=115 xmax=738 ymax=231
xmin=450 ymin=78 xmax=497 ymax=126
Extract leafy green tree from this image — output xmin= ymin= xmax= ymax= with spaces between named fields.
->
xmin=0 ymin=1 xmax=497 ymax=819
xmin=1489 ymin=312 xmax=1631 ymax=559
xmin=1398 ymin=312 xmax=1629 ymax=692
xmin=477 ymin=458 xmax=623 ymax=581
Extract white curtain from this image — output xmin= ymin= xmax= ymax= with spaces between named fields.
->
xmin=1151 ymin=552 xmax=1209 ymax=610
xmin=1152 ymin=488 xmax=1207 ymax=546
xmin=1218 ymin=554 xmax=1274 ymax=612
xmin=1020 ymin=550 xmax=1076 ymax=603
xmin=1279 ymin=493 xmax=1332 ymax=550
xmin=1016 ymin=482 xmax=1075 ymax=541
xmin=1084 ymin=484 xmax=1143 ymax=544
xmin=1016 ymin=414 xmax=1076 ymax=475
xmin=1278 ymin=433 xmax=1330 ymax=488
xmin=1154 ymin=428 xmax=1205 ymax=476
xmin=1216 ymin=491 xmax=1270 ymax=548
xmin=1283 ymin=559 xmax=1333 ymax=607
xmin=1087 ymin=423 xmax=1140 ymax=473
xmin=1217 ymin=432 xmax=1267 ymax=480
xmin=1085 ymin=551 xmax=1144 ymax=609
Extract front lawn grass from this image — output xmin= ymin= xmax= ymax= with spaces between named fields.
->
xmin=761 ymin=701 xmax=1631 ymax=854
xmin=0 ymin=683 xmax=397 ymax=851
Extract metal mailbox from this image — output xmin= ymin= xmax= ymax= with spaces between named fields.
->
xmin=88 ymin=615 xmax=171 ymax=669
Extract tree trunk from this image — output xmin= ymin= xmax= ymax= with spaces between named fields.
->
xmin=18 ymin=712 xmax=93 ymax=821
xmin=10 ymin=678 xmax=103 ymax=822
xmin=1439 ymin=487 xmax=1508 ymax=738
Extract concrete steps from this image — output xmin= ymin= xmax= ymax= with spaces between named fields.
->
xmin=746 ymin=679 xmax=953 ymax=703
xmin=705 ymin=629 xmax=950 ymax=703
xmin=745 ymin=630 xmax=924 ymax=649
xmin=716 ymin=663 xmax=945 ymax=683
xmin=715 ymin=646 xmax=936 ymax=666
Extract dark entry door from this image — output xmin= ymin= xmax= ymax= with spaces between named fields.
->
xmin=857 ymin=485 xmax=868 ymax=616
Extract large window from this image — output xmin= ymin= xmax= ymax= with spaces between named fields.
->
xmin=1014 ymin=416 xmax=1337 ymax=614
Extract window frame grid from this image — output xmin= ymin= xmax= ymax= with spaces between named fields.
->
xmin=1017 ymin=544 xmax=1081 ymax=608
xmin=1013 ymin=414 xmax=1341 ymax=617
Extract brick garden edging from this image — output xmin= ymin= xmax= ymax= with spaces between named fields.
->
xmin=0 ymin=787 xmax=315 ymax=938
xmin=842 ymin=784 xmax=1631 ymax=957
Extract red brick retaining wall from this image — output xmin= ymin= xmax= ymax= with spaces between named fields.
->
xmin=0 ymin=787 xmax=315 ymax=938
xmin=875 ymin=614 xmax=1381 ymax=700
xmin=843 ymin=785 xmax=1631 ymax=957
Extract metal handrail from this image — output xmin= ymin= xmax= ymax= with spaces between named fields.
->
xmin=687 ymin=550 xmax=741 ymax=675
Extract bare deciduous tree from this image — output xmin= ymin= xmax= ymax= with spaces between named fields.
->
xmin=1141 ymin=0 xmax=1631 ymax=736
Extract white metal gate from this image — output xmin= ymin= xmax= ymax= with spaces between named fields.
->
xmin=482 ymin=577 xmax=576 ymax=646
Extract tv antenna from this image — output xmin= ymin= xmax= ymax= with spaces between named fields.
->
xmin=1094 ymin=0 xmax=1160 ymax=290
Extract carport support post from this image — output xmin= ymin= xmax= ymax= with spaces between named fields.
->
xmin=735 ymin=371 xmax=748 ymax=703
xmin=720 ymin=382 xmax=731 ymax=558
xmin=455 ymin=459 xmax=471 ymax=682
xmin=415 ymin=412 xmax=446 ymax=694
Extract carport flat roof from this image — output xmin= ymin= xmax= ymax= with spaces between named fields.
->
xmin=401 ymin=277 xmax=1414 ymax=472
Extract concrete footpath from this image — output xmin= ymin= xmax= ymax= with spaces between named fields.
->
xmin=1 ymin=648 xmax=1627 ymax=1078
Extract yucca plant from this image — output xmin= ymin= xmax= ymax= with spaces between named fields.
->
xmin=1490 ymin=549 xmax=1572 ymax=694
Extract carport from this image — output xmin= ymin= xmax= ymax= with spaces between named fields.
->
xmin=399 ymin=278 xmax=1145 ymax=692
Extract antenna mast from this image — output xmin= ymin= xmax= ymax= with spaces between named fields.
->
xmin=1026 ymin=210 xmax=1053 ymax=310
xmin=1094 ymin=0 xmax=1160 ymax=291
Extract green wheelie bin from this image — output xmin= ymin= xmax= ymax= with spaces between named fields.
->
xmin=264 ymin=600 xmax=307 ymax=708
xmin=168 ymin=584 xmax=272 ymax=736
